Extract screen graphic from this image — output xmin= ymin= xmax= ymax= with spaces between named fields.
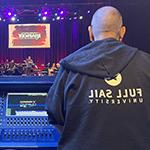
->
xmin=9 ymin=24 xmax=50 ymax=48
xmin=6 ymin=93 xmax=48 ymax=116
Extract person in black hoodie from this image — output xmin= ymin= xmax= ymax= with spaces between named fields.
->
xmin=46 ymin=6 xmax=150 ymax=150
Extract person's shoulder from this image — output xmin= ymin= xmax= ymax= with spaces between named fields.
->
xmin=66 ymin=42 xmax=93 ymax=57
xmin=135 ymin=50 xmax=150 ymax=67
xmin=61 ymin=42 xmax=93 ymax=65
xmin=137 ymin=50 xmax=150 ymax=60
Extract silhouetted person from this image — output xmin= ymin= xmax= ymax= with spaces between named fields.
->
xmin=24 ymin=56 xmax=34 ymax=75
xmin=46 ymin=6 xmax=150 ymax=150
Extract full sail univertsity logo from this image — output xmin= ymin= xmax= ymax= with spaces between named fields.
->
xmin=88 ymin=73 xmax=144 ymax=105
xmin=105 ymin=73 xmax=122 ymax=86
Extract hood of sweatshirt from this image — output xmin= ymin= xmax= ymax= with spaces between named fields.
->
xmin=61 ymin=38 xmax=138 ymax=78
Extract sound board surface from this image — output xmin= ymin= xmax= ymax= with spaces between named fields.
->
xmin=0 ymin=76 xmax=59 ymax=148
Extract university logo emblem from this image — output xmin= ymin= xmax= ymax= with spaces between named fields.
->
xmin=105 ymin=73 xmax=122 ymax=86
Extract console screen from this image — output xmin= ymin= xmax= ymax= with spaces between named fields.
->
xmin=6 ymin=93 xmax=48 ymax=116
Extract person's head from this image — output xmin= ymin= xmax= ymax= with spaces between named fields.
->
xmin=88 ymin=6 xmax=126 ymax=41
xmin=52 ymin=63 xmax=56 ymax=68
xmin=28 ymin=56 xmax=31 ymax=59
xmin=56 ymin=63 xmax=60 ymax=68
xmin=11 ymin=60 xmax=14 ymax=63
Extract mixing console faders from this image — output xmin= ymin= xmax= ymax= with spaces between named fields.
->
xmin=0 ymin=92 xmax=60 ymax=148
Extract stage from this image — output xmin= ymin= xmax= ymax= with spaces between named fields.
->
xmin=0 ymin=76 xmax=55 ymax=92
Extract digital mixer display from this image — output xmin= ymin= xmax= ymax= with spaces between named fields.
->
xmin=6 ymin=93 xmax=48 ymax=116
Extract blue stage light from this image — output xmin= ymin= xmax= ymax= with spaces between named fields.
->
xmin=38 ymin=13 xmax=42 ymax=17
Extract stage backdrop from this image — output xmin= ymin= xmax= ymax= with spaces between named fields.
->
xmin=0 ymin=2 xmax=150 ymax=65
xmin=0 ymin=20 xmax=90 ymax=65
xmin=9 ymin=24 xmax=50 ymax=48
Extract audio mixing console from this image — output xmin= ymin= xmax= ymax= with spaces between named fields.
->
xmin=0 ymin=76 xmax=59 ymax=148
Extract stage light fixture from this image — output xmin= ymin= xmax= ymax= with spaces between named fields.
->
xmin=11 ymin=17 xmax=16 ymax=22
xmin=56 ymin=16 xmax=60 ymax=20
xmin=87 ymin=10 xmax=91 ymax=14
xmin=74 ymin=17 xmax=77 ymax=20
xmin=74 ymin=12 xmax=77 ymax=15
xmin=42 ymin=16 xmax=47 ymax=21
xmin=79 ymin=16 xmax=83 ymax=20
xmin=8 ymin=12 xmax=12 ymax=16
xmin=41 ymin=8 xmax=51 ymax=17
xmin=60 ymin=11 xmax=64 ymax=15
xmin=2 ymin=9 xmax=89 ymax=22
xmin=4 ymin=9 xmax=15 ymax=19
xmin=58 ymin=9 xmax=68 ymax=18
xmin=44 ymin=11 xmax=48 ymax=15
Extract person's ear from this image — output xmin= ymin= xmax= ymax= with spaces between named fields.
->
xmin=88 ymin=26 xmax=94 ymax=42
xmin=119 ymin=26 xmax=126 ymax=41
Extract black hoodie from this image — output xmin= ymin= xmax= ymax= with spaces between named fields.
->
xmin=46 ymin=38 xmax=150 ymax=150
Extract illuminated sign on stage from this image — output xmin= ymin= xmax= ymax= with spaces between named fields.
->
xmin=9 ymin=24 xmax=50 ymax=48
